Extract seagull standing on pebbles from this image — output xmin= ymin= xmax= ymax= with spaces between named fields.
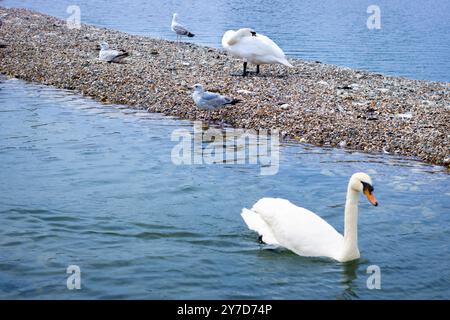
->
xmin=192 ymin=84 xmax=240 ymax=124
xmin=171 ymin=13 xmax=194 ymax=41
xmin=98 ymin=42 xmax=129 ymax=63
xmin=0 ymin=13 xmax=8 ymax=28
xmin=192 ymin=84 xmax=240 ymax=109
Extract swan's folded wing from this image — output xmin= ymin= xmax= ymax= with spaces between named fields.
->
xmin=247 ymin=35 xmax=286 ymax=59
xmin=255 ymin=34 xmax=285 ymax=55
xmin=252 ymin=198 xmax=343 ymax=259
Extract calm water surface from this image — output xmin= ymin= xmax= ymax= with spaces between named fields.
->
xmin=0 ymin=77 xmax=449 ymax=299
xmin=2 ymin=0 xmax=450 ymax=82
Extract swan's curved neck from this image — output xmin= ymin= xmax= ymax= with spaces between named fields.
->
xmin=342 ymin=184 xmax=360 ymax=260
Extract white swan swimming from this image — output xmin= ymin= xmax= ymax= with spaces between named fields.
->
xmin=222 ymin=28 xmax=293 ymax=76
xmin=241 ymin=173 xmax=378 ymax=262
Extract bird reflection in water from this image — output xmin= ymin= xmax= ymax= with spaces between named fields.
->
xmin=337 ymin=259 xmax=360 ymax=300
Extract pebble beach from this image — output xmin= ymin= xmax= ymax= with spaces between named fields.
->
xmin=0 ymin=7 xmax=449 ymax=167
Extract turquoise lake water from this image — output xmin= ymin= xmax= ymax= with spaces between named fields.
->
xmin=0 ymin=77 xmax=449 ymax=299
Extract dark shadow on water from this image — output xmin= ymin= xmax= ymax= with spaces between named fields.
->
xmin=254 ymin=246 xmax=364 ymax=299
xmin=336 ymin=259 xmax=361 ymax=300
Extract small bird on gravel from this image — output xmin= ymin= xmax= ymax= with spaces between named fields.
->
xmin=222 ymin=28 xmax=293 ymax=76
xmin=171 ymin=13 xmax=194 ymax=41
xmin=98 ymin=42 xmax=129 ymax=63
xmin=192 ymin=84 xmax=240 ymax=125
xmin=192 ymin=84 xmax=240 ymax=109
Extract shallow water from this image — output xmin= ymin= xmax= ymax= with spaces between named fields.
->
xmin=0 ymin=77 xmax=449 ymax=299
xmin=2 ymin=0 xmax=450 ymax=82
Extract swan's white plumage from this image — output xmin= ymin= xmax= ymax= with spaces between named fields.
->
xmin=241 ymin=173 xmax=378 ymax=262
xmin=222 ymin=29 xmax=293 ymax=67
xmin=243 ymin=198 xmax=343 ymax=260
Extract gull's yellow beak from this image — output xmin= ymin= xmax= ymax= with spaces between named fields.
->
xmin=363 ymin=188 xmax=378 ymax=206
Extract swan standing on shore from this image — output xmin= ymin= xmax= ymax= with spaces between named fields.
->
xmin=98 ymin=42 xmax=129 ymax=63
xmin=222 ymin=28 xmax=293 ymax=76
xmin=241 ymin=173 xmax=378 ymax=262
xmin=171 ymin=13 xmax=195 ymax=41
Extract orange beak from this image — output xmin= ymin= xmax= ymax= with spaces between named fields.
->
xmin=364 ymin=188 xmax=378 ymax=206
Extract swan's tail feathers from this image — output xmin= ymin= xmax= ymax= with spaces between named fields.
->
xmin=113 ymin=52 xmax=129 ymax=62
xmin=280 ymin=58 xmax=294 ymax=68
xmin=241 ymin=208 xmax=279 ymax=245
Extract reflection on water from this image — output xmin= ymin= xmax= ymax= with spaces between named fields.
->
xmin=2 ymin=0 xmax=450 ymax=81
xmin=338 ymin=260 xmax=360 ymax=300
xmin=0 ymin=77 xmax=449 ymax=299
xmin=173 ymin=123 xmax=280 ymax=175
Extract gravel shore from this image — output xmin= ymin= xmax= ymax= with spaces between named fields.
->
xmin=1 ymin=8 xmax=449 ymax=167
